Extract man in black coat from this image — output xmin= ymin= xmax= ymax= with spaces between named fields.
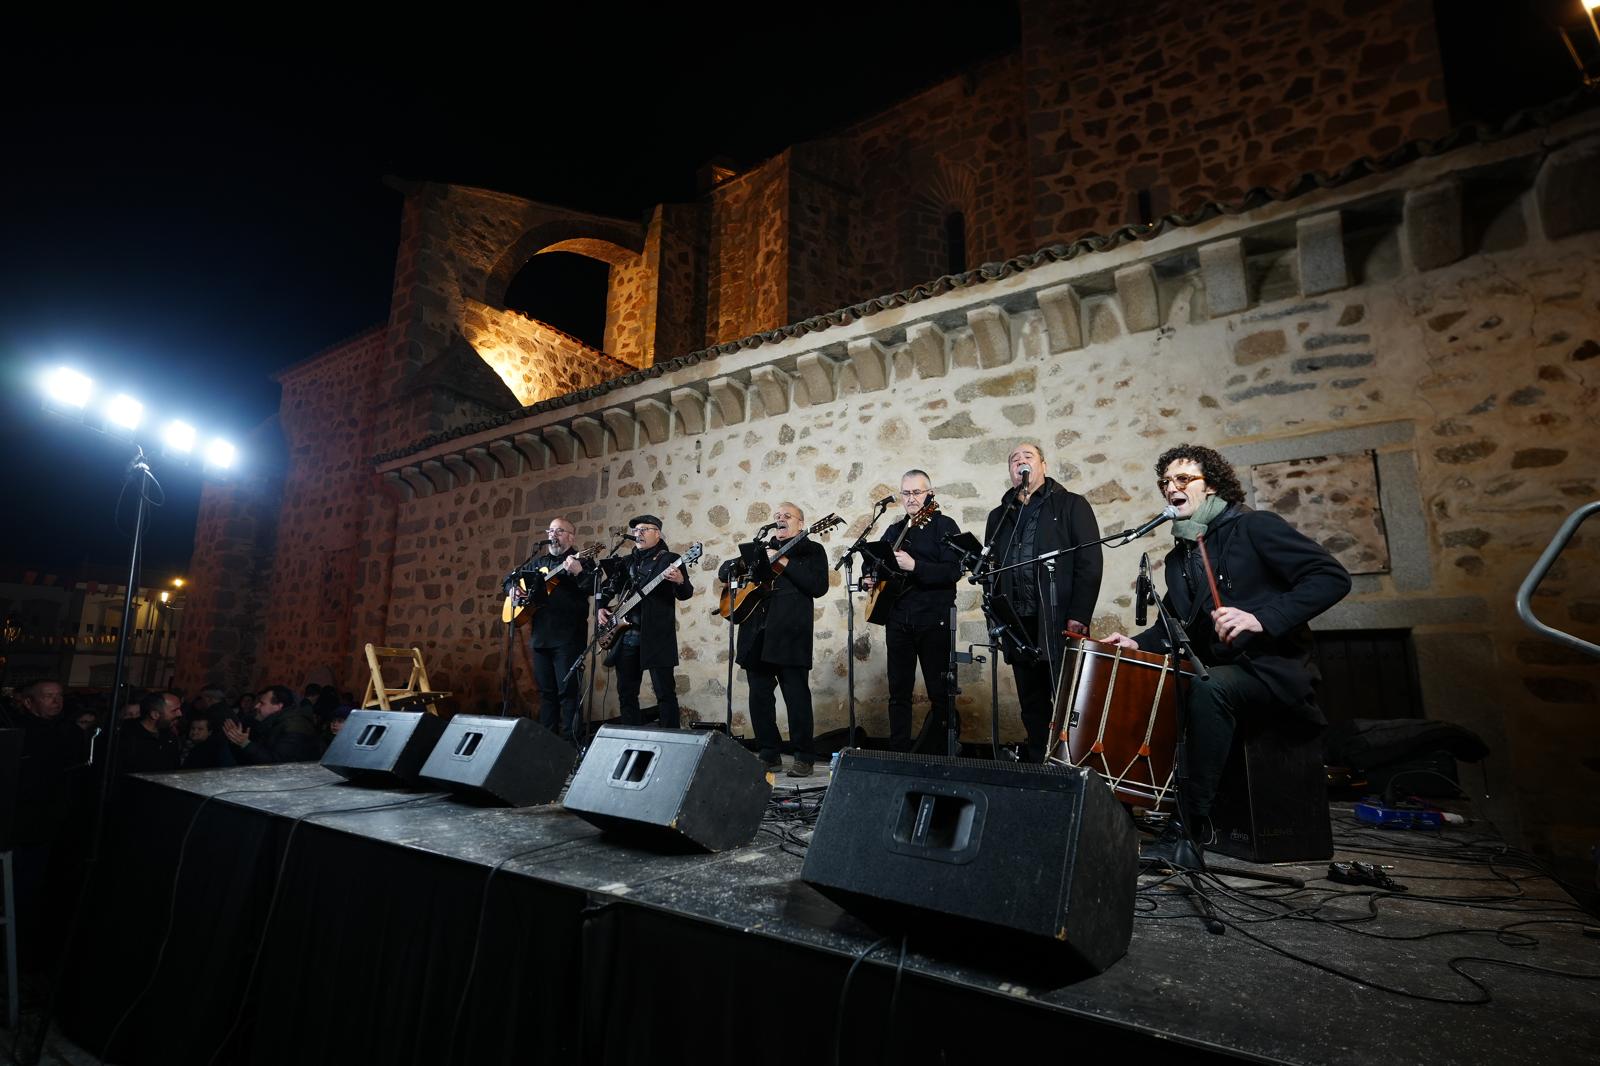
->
xmin=505 ymin=516 xmax=595 ymax=743
xmin=862 ymin=469 xmax=964 ymax=752
xmin=118 ymin=690 xmax=183 ymax=774
xmin=223 ymin=685 xmax=323 ymax=764
xmin=599 ymin=514 xmax=694 ymax=729
xmin=718 ymin=502 xmax=829 ymax=776
xmin=982 ymin=441 xmax=1104 ymax=761
xmin=1106 ymin=443 xmax=1351 ymax=862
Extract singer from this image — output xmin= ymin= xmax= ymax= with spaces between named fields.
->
xmin=1104 ymin=444 xmax=1351 ymax=864
xmin=599 ymin=515 xmax=695 ymax=729
xmin=503 ymin=517 xmax=595 ymax=742
xmin=860 ymin=469 xmax=965 ymax=752
xmin=981 ymin=441 xmax=1104 ymax=762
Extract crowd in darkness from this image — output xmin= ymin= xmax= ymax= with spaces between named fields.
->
xmin=0 ymin=677 xmax=350 ymax=981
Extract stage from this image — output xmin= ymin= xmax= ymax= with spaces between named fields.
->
xmin=56 ymin=760 xmax=1599 ymax=1065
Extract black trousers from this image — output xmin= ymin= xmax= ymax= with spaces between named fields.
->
xmin=1180 ymin=663 xmax=1274 ymax=820
xmin=531 ymin=640 xmax=584 ymax=741
xmin=1006 ymin=613 xmax=1059 ymax=762
xmin=746 ymin=662 xmax=814 ymax=764
xmin=886 ymin=616 xmax=952 ymax=750
xmin=612 ymin=638 xmax=680 ymax=729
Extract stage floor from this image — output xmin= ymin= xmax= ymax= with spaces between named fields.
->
xmin=61 ymin=759 xmax=1600 ymax=1066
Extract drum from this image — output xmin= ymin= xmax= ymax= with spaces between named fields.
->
xmin=1046 ymin=637 xmax=1192 ymax=810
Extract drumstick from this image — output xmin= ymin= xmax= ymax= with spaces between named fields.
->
xmin=1195 ymin=533 xmax=1229 ymax=645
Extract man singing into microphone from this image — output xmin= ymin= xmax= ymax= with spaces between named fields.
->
xmin=717 ymin=502 xmax=828 ymax=776
xmin=1104 ymin=444 xmax=1350 ymax=865
xmin=982 ymin=441 xmax=1103 ymax=762
xmin=504 ymin=517 xmax=594 ymax=743
xmin=861 ymin=470 xmax=965 ymax=751
xmin=600 ymin=515 xmax=694 ymax=729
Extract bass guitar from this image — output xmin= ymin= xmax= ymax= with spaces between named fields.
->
xmin=596 ymin=542 xmax=704 ymax=649
xmin=865 ymin=497 xmax=939 ymax=626
xmin=717 ymin=514 xmax=843 ymax=624
xmin=501 ymin=542 xmax=603 ymax=625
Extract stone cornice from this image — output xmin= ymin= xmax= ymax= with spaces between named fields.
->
xmin=371 ymin=93 xmax=1600 ymax=488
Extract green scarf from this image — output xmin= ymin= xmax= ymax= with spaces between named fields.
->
xmin=1171 ymin=495 xmax=1228 ymax=542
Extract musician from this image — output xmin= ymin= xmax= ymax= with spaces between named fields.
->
xmin=1104 ymin=444 xmax=1351 ymax=863
xmin=504 ymin=517 xmax=594 ymax=742
xmin=860 ymin=470 xmax=964 ymax=751
xmin=982 ymin=441 xmax=1104 ymax=762
xmin=717 ymin=502 xmax=828 ymax=777
xmin=598 ymin=514 xmax=693 ymax=729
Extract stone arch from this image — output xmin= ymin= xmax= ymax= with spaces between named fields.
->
xmin=482 ymin=218 xmax=645 ymax=308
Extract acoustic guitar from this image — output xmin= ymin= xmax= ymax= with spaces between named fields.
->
xmin=717 ymin=514 xmax=843 ymax=624
xmin=501 ymin=542 xmax=603 ymax=625
xmin=596 ymin=542 xmax=704 ymax=649
xmin=864 ymin=497 xmax=939 ymax=626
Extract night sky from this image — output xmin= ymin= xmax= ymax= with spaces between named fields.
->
xmin=0 ymin=3 xmax=1578 ymax=581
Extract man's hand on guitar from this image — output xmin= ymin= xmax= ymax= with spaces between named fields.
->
xmin=663 ymin=566 xmax=684 ymax=585
xmin=563 ymin=556 xmax=584 ymax=576
xmin=860 ymin=575 xmax=875 ymax=590
xmin=893 ymin=549 xmax=915 ymax=572
xmin=598 ymin=608 xmax=613 ymax=626
xmin=511 ymin=587 xmax=528 ymax=605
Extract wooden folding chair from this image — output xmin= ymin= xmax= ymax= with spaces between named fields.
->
xmin=361 ymin=643 xmax=452 ymax=714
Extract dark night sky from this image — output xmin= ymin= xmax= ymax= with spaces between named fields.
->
xmin=0 ymin=2 xmax=1580 ymax=581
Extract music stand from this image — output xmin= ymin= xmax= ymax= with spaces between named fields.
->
xmin=854 ymin=540 xmax=901 ymax=578
xmin=737 ymin=541 xmax=776 ymax=585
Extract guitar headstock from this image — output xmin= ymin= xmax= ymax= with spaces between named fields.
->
xmin=910 ymin=495 xmax=939 ymax=528
xmin=579 ymin=542 xmax=605 ymax=559
xmin=810 ymin=513 xmax=845 ymax=536
xmin=681 ymin=542 xmax=705 ymax=569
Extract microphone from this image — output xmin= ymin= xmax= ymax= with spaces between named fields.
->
xmin=1118 ymin=504 xmax=1180 ymax=544
xmin=1016 ymin=463 xmax=1032 ymax=483
xmin=876 ymin=493 xmax=897 ymax=508
xmin=613 ymin=529 xmax=638 ymax=542
xmin=1135 ymin=553 xmax=1150 ymax=628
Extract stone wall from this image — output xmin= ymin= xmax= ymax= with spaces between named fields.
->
xmin=464 ymin=299 xmax=630 ymax=403
xmin=705 ymin=154 xmax=791 ymax=345
xmin=368 ymin=120 xmax=1600 ymax=877
xmin=1020 ymin=0 xmax=1448 ymax=242
xmin=253 ymin=329 xmax=389 ymax=691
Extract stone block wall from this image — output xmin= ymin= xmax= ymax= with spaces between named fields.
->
xmin=464 ymin=299 xmax=631 ymax=403
xmin=705 ymin=154 xmax=791 ymax=345
xmin=366 ymin=121 xmax=1600 ymax=877
xmin=1020 ymin=0 xmax=1448 ymax=242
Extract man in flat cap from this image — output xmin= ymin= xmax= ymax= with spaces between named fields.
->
xmin=599 ymin=514 xmax=695 ymax=728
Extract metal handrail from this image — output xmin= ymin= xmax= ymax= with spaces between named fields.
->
xmin=1515 ymin=500 xmax=1600 ymax=660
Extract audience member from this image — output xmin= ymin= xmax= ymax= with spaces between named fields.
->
xmin=119 ymin=691 xmax=183 ymax=774
xmin=223 ymin=684 xmax=321 ymax=764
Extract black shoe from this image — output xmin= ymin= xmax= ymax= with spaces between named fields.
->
xmin=763 ymin=756 xmax=783 ymax=772
xmin=786 ymin=760 xmax=814 ymax=778
xmin=1140 ymin=818 xmax=1212 ymax=870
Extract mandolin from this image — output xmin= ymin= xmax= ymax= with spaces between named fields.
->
xmin=864 ymin=497 xmax=939 ymax=626
xmin=596 ymin=542 xmax=703 ymax=649
xmin=717 ymin=514 xmax=843 ymax=624
xmin=501 ymin=542 xmax=603 ymax=625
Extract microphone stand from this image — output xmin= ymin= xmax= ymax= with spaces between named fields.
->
xmin=721 ymin=525 xmax=771 ymax=738
xmin=573 ymin=533 xmax=632 ymax=761
xmin=836 ymin=498 xmax=894 ymax=750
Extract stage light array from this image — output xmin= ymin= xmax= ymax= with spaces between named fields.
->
xmin=39 ymin=365 xmax=239 ymax=473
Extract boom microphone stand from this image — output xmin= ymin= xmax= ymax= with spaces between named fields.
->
xmin=836 ymin=497 xmax=894 ymax=750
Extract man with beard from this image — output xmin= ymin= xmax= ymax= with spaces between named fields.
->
xmin=982 ymin=442 xmax=1103 ymax=762
xmin=505 ymin=516 xmax=595 ymax=743
xmin=599 ymin=515 xmax=694 ymax=729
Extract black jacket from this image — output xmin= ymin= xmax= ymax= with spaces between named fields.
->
xmin=720 ymin=535 xmax=828 ymax=668
xmin=1133 ymin=504 xmax=1351 ymax=721
xmin=118 ymin=721 xmax=182 ymax=775
xmin=983 ymin=477 xmax=1104 ymax=630
xmin=506 ymin=548 xmax=595 ymax=649
xmin=875 ymin=512 xmax=962 ymax=625
xmin=610 ymin=543 xmax=695 ymax=670
xmin=236 ymin=705 xmax=324 ymax=764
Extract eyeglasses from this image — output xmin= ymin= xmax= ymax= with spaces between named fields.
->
xmin=1156 ymin=473 xmax=1205 ymax=492
xmin=631 ymin=526 xmax=659 ymax=535
xmin=899 ymin=490 xmax=928 ymax=498
xmin=546 ymin=527 xmax=573 ymax=535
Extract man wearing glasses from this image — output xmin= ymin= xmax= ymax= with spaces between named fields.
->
xmin=862 ymin=470 xmax=965 ymax=752
xmin=506 ymin=517 xmax=594 ymax=742
xmin=600 ymin=515 xmax=694 ymax=729
xmin=982 ymin=441 xmax=1104 ymax=762
xmin=1104 ymin=444 xmax=1350 ymax=864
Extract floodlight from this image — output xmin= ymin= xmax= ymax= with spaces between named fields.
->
xmin=164 ymin=420 xmax=197 ymax=454
xmin=203 ymin=438 xmax=236 ymax=470
xmin=45 ymin=367 xmax=93 ymax=410
xmin=159 ymin=590 xmax=170 ymax=604
xmin=172 ymin=577 xmax=185 ymax=588
xmin=106 ymin=394 xmax=144 ymax=432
